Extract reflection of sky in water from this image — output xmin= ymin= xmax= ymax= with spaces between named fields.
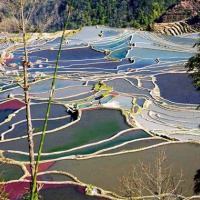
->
xmin=118 ymin=58 xmax=156 ymax=70
xmin=106 ymin=78 xmax=150 ymax=97
xmin=29 ymin=79 xmax=84 ymax=93
xmin=162 ymin=34 xmax=197 ymax=45
xmin=112 ymin=96 xmax=133 ymax=110
xmin=156 ymin=73 xmax=200 ymax=104
xmin=135 ymin=98 xmax=146 ymax=107
xmin=93 ymin=37 xmax=130 ymax=52
xmin=1 ymin=28 xmax=200 ymax=198
xmin=127 ymin=47 xmax=195 ymax=59
xmin=136 ymin=42 xmax=193 ymax=52
xmin=0 ymin=30 xmax=199 ymax=153
xmin=28 ymin=47 xmax=105 ymax=61
xmin=131 ymin=34 xmax=153 ymax=43
xmin=68 ymin=26 xmax=122 ymax=44
xmin=109 ymin=47 xmax=130 ymax=59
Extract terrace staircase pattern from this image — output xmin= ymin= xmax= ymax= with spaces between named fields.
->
xmin=0 ymin=26 xmax=199 ymax=199
xmin=155 ymin=21 xmax=197 ymax=36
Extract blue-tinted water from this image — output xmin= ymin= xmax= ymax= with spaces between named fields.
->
xmin=156 ymin=73 xmax=200 ymax=104
xmin=118 ymin=58 xmax=156 ymax=71
xmin=113 ymin=96 xmax=133 ymax=110
xmin=0 ymin=109 xmax=16 ymax=123
xmin=28 ymin=47 xmax=105 ymax=61
xmin=103 ymin=30 xmax=121 ymax=37
xmin=162 ymin=34 xmax=197 ymax=46
xmin=128 ymin=47 xmax=195 ymax=59
xmin=135 ymin=98 xmax=146 ymax=107
xmin=93 ymin=37 xmax=131 ymax=52
xmin=109 ymin=47 xmax=130 ymax=59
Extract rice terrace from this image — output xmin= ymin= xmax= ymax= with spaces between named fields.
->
xmin=0 ymin=25 xmax=200 ymax=199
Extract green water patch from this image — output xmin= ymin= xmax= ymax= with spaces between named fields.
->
xmin=48 ymin=118 xmax=121 ymax=153
xmin=38 ymin=186 xmax=109 ymax=200
xmin=46 ymin=142 xmax=200 ymax=196
xmin=78 ymin=95 xmax=115 ymax=109
xmin=78 ymin=103 xmax=92 ymax=109
xmin=0 ymin=108 xmax=131 ymax=154
xmin=40 ymin=173 xmax=75 ymax=182
xmin=4 ymin=117 xmax=71 ymax=139
xmin=3 ymin=129 xmax=151 ymax=161
xmin=1 ymin=83 xmax=19 ymax=91
xmin=3 ymin=153 xmax=29 ymax=162
xmin=102 ymin=138 xmax=167 ymax=154
xmin=0 ymin=162 xmax=24 ymax=181
xmin=42 ymin=129 xmax=150 ymax=160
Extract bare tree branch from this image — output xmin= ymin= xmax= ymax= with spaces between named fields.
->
xmin=119 ymin=149 xmax=193 ymax=200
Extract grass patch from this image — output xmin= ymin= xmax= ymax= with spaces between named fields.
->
xmin=94 ymin=83 xmax=112 ymax=92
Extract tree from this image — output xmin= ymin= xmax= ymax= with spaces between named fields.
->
xmin=0 ymin=0 xmax=183 ymax=31
xmin=31 ymin=3 xmax=74 ymax=200
xmin=4 ymin=0 xmax=36 ymax=177
xmin=119 ymin=149 xmax=192 ymax=199
xmin=2 ymin=1 xmax=73 ymax=199
xmin=0 ymin=179 xmax=8 ymax=200
xmin=194 ymin=169 xmax=200 ymax=195
xmin=185 ymin=35 xmax=200 ymax=107
xmin=3 ymin=0 xmax=39 ymax=198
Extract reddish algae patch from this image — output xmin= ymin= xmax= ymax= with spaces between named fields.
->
xmin=0 ymin=99 xmax=25 ymax=110
xmin=109 ymin=91 xmax=118 ymax=96
xmin=5 ymin=182 xmax=78 ymax=199
xmin=25 ymin=161 xmax=55 ymax=174
xmin=4 ymin=182 xmax=30 ymax=200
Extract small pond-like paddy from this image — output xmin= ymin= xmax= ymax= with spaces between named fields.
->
xmin=156 ymin=73 xmax=200 ymax=104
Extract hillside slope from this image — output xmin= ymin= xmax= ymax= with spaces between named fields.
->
xmin=0 ymin=0 xmax=180 ymax=32
xmin=155 ymin=0 xmax=200 ymax=35
xmin=158 ymin=0 xmax=200 ymax=23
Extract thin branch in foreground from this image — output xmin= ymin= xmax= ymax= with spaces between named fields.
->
xmin=119 ymin=149 xmax=192 ymax=200
xmin=30 ymin=2 xmax=74 ymax=199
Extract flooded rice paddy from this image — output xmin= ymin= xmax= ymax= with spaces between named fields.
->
xmin=0 ymin=26 xmax=199 ymax=199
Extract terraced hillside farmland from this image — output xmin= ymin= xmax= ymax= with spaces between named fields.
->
xmin=0 ymin=26 xmax=200 ymax=199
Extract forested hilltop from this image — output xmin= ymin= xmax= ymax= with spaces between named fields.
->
xmin=0 ymin=0 xmax=181 ymax=32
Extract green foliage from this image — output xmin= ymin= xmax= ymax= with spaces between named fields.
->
xmin=146 ymin=23 xmax=155 ymax=31
xmin=104 ymin=50 xmax=111 ymax=56
xmin=0 ymin=0 xmax=181 ymax=31
xmin=0 ymin=174 xmax=9 ymax=200
xmin=185 ymin=39 xmax=200 ymax=92
xmin=87 ymin=0 xmax=178 ymax=28
xmin=21 ymin=188 xmax=42 ymax=200
xmin=15 ymin=76 xmax=23 ymax=82
xmin=101 ymin=91 xmax=109 ymax=97
xmin=0 ymin=185 xmax=8 ymax=200
xmin=20 ymin=73 xmax=24 ymax=78
xmin=107 ymin=57 xmax=120 ymax=61
xmin=93 ymin=82 xmax=112 ymax=91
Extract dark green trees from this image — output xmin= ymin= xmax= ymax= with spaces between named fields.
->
xmin=0 ymin=0 xmax=181 ymax=32
xmin=185 ymin=37 xmax=200 ymax=92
